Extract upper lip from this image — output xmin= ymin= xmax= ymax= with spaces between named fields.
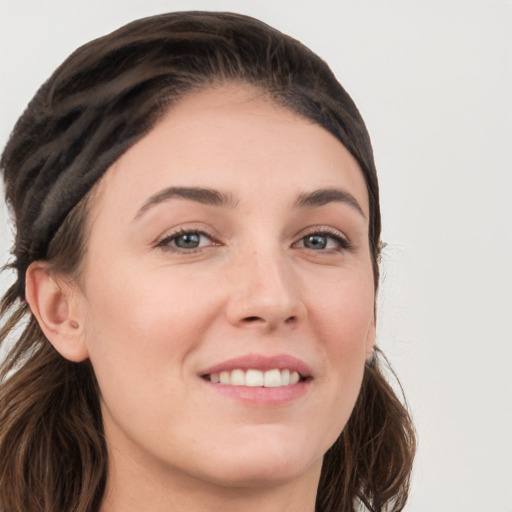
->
xmin=200 ymin=353 xmax=313 ymax=378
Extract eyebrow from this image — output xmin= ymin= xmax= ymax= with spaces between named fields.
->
xmin=134 ymin=186 xmax=238 ymax=220
xmin=294 ymin=188 xmax=366 ymax=218
xmin=134 ymin=185 xmax=365 ymax=221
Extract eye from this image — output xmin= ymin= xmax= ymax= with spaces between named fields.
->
xmin=295 ymin=230 xmax=351 ymax=252
xmin=157 ymin=229 xmax=215 ymax=251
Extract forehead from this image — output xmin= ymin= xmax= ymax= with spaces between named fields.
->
xmin=92 ymin=84 xmax=369 ymax=219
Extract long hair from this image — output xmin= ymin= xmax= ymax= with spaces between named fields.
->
xmin=0 ymin=11 xmax=415 ymax=512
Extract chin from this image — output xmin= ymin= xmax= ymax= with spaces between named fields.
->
xmin=197 ymin=433 xmax=325 ymax=489
xmin=210 ymin=461 xmax=319 ymax=489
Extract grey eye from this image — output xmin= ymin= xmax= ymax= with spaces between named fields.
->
xmin=302 ymin=234 xmax=328 ymax=250
xmin=295 ymin=231 xmax=349 ymax=252
xmin=158 ymin=230 xmax=213 ymax=251
xmin=173 ymin=232 xmax=202 ymax=249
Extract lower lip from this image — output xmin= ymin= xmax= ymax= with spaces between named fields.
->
xmin=202 ymin=379 xmax=310 ymax=406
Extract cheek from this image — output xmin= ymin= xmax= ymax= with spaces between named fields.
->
xmin=309 ymin=269 xmax=374 ymax=396
xmin=292 ymin=271 xmax=374 ymax=455
xmin=81 ymin=261 xmax=223 ymax=377
xmin=313 ymin=268 xmax=375 ymax=347
xmin=80 ymin=266 xmax=215 ymax=434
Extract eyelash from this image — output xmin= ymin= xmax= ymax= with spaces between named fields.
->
xmin=155 ymin=227 xmax=352 ymax=254
xmin=294 ymin=228 xmax=353 ymax=253
xmin=156 ymin=229 xmax=216 ymax=253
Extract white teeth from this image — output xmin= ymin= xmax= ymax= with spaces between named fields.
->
xmin=207 ymin=368 xmax=304 ymax=387
xmin=231 ymin=369 xmax=245 ymax=386
xmin=245 ymin=369 xmax=264 ymax=387
xmin=264 ymin=369 xmax=282 ymax=387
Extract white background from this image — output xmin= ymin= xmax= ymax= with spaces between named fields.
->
xmin=1 ymin=1 xmax=511 ymax=511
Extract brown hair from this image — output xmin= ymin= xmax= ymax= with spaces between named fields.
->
xmin=0 ymin=11 xmax=415 ymax=512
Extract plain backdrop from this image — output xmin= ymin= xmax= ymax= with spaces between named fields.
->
xmin=1 ymin=1 xmax=511 ymax=511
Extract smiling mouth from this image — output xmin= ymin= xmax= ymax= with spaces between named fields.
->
xmin=203 ymin=368 xmax=308 ymax=388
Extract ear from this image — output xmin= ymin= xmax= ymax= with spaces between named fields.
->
xmin=366 ymin=312 xmax=377 ymax=359
xmin=25 ymin=261 xmax=89 ymax=362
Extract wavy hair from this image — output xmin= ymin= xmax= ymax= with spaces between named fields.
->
xmin=0 ymin=11 xmax=415 ymax=512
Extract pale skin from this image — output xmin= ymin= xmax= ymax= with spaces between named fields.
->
xmin=26 ymin=84 xmax=376 ymax=512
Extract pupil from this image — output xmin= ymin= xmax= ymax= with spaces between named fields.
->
xmin=305 ymin=235 xmax=327 ymax=249
xmin=176 ymin=233 xmax=200 ymax=248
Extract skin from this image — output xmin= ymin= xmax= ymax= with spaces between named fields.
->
xmin=27 ymin=84 xmax=376 ymax=512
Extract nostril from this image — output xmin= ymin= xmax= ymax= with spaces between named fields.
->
xmin=244 ymin=316 xmax=263 ymax=323
xmin=241 ymin=315 xmax=297 ymax=325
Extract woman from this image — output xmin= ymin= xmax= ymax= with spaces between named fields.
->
xmin=0 ymin=11 xmax=415 ymax=512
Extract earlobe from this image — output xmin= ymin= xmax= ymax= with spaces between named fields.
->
xmin=25 ymin=262 xmax=89 ymax=362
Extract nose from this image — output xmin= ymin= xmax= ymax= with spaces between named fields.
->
xmin=225 ymin=247 xmax=306 ymax=331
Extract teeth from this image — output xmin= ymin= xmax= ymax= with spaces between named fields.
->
xmin=289 ymin=371 xmax=300 ymax=385
xmin=231 ymin=369 xmax=245 ymax=386
xmin=207 ymin=369 xmax=303 ymax=387
xmin=264 ymin=368 xmax=281 ymax=387
xmin=246 ymin=369 xmax=264 ymax=387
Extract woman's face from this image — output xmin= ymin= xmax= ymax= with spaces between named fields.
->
xmin=75 ymin=85 xmax=375 ymax=490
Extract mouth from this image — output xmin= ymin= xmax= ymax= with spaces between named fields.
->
xmin=202 ymin=368 xmax=309 ymax=388
xmin=199 ymin=354 xmax=312 ymax=389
